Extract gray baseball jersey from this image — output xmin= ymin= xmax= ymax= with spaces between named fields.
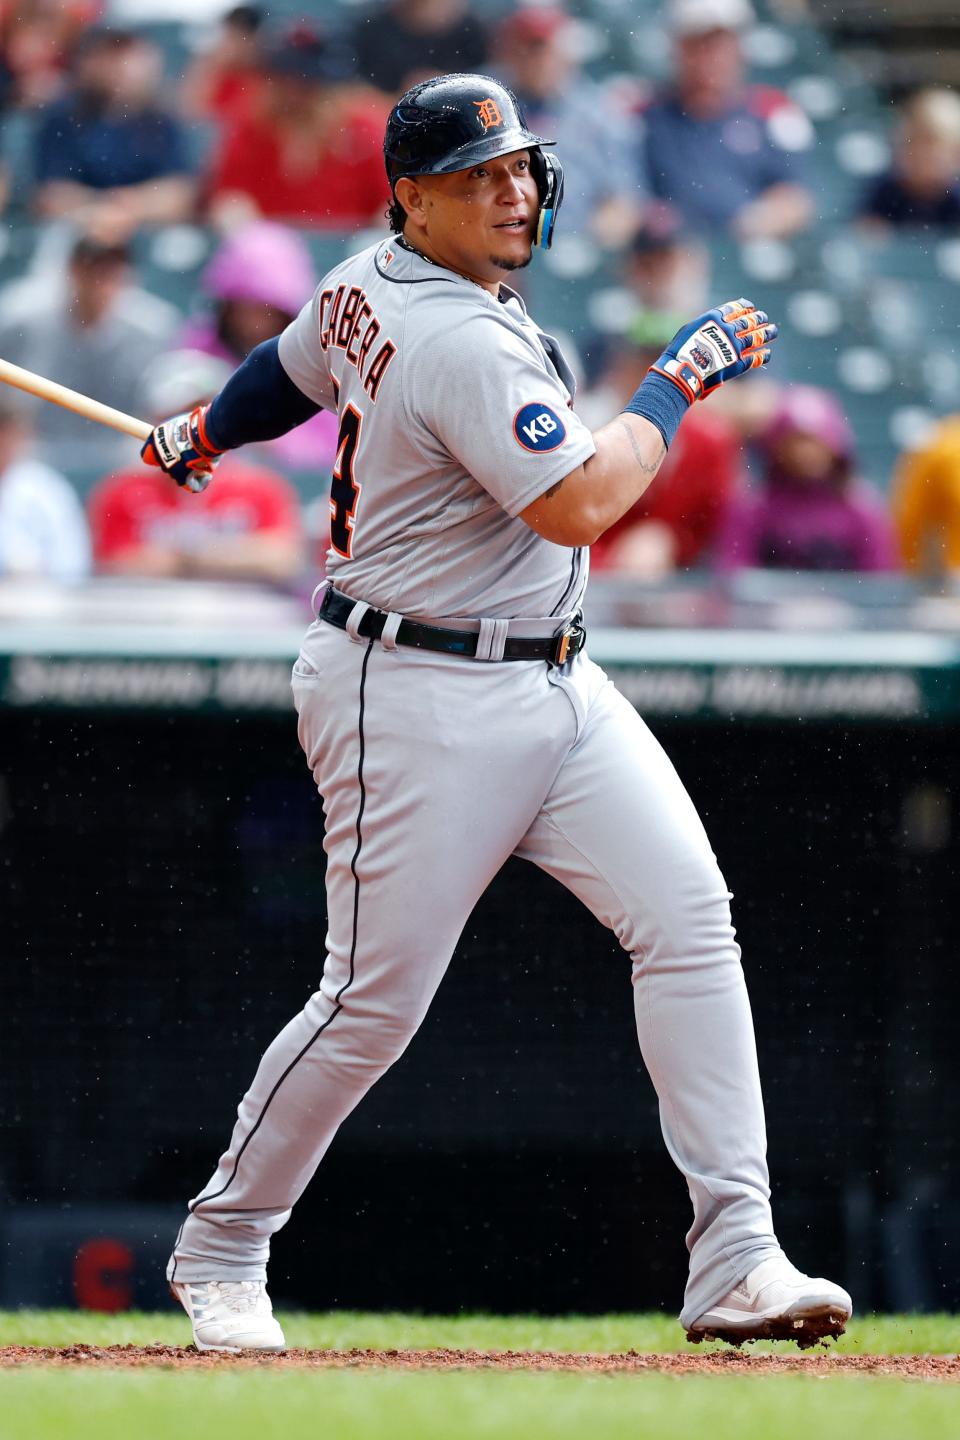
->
xmin=278 ymin=236 xmax=595 ymax=620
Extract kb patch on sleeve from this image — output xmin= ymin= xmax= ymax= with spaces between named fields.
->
xmin=513 ymin=402 xmax=567 ymax=453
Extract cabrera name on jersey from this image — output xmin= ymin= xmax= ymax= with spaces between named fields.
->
xmin=278 ymin=237 xmax=596 ymax=622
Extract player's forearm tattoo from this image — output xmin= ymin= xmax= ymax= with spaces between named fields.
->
xmin=544 ymin=477 xmax=565 ymax=498
xmin=618 ymin=418 xmax=665 ymax=476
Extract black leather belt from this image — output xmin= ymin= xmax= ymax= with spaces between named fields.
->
xmin=318 ymin=587 xmax=586 ymax=665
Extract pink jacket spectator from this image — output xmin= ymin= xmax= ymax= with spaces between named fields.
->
xmin=717 ymin=387 xmax=897 ymax=572
xmin=177 ymin=222 xmax=339 ymax=472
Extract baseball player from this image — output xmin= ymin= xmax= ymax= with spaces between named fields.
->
xmin=142 ymin=74 xmax=852 ymax=1353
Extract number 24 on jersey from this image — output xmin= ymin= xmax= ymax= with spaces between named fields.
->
xmin=330 ymin=405 xmax=362 ymax=558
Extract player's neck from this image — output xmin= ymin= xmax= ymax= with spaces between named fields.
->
xmin=397 ymin=233 xmax=502 ymax=298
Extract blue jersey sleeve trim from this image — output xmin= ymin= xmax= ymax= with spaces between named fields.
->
xmin=204 ymin=337 xmax=323 ymax=452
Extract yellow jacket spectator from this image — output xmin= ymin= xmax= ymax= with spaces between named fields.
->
xmin=893 ymin=417 xmax=960 ymax=574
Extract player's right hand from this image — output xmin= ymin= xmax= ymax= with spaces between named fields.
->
xmin=141 ymin=405 xmax=223 ymax=494
xmin=651 ymin=299 xmax=778 ymax=406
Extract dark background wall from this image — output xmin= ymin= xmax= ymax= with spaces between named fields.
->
xmin=2 ymin=708 xmax=957 ymax=1313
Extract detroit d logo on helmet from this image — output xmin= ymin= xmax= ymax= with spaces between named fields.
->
xmin=474 ymin=98 xmax=503 ymax=131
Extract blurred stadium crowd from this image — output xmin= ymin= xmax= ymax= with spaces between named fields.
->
xmin=1 ymin=0 xmax=960 ymax=594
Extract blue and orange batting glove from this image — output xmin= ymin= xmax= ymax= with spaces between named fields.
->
xmin=652 ymin=299 xmax=778 ymax=405
xmin=141 ymin=405 xmax=223 ymax=493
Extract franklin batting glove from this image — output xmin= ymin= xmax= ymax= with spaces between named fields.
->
xmin=652 ymin=299 xmax=779 ymax=405
xmin=141 ymin=404 xmax=224 ymax=493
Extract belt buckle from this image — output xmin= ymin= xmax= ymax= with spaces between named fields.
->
xmin=552 ymin=616 xmax=584 ymax=666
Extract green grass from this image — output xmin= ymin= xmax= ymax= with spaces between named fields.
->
xmin=2 ymin=1307 xmax=959 ymax=1355
xmin=1 ymin=1313 xmax=958 ymax=1440
xmin=5 ymin=1369 xmax=960 ymax=1440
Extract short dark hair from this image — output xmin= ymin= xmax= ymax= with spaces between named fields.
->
xmin=387 ymin=196 xmax=406 ymax=234
xmin=226 ymin=5 xmax=263 ymax=33
xmin=74 ymin=24 xmax=141 ymax=59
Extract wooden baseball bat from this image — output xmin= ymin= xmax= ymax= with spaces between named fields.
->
xmin=0 ymin=355 xmax=152 ymax=442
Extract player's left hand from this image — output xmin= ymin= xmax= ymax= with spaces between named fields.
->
xmin=141 ymin=405 xmax=223 ymax=494
xmin=651 ymin=299 xmax=778 ymax=406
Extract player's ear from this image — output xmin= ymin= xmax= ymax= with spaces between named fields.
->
xmin=395 ymin=176 xmax=427 ymax=232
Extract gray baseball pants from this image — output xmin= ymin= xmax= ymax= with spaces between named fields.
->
xmin=167 ymin=614 xmax=781 ymax=1328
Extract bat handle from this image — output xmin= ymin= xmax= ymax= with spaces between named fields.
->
xmin=0 ymin=355 xmax=153 ymax=442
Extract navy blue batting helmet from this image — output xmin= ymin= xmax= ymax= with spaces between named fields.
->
xmin=384 ymin=73 xmax=564 ymax=249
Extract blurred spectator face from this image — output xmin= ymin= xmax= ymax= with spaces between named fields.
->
xmin=627 ymin=243 xmax=697 ymax=307
xmin=263 ymin=70 xmax=332 ymax=123
xmin=623 ymin=219 xmax=710 ymax=315
xmin=394 ymin=0 xmax=469 ymax=26
xmin=495 ymin=9 xmax=574 ymax=101
xmin=668 ymin=0 xmax=753 ymax=107
xmin=261 ymin=26 xmax=351 ymax=123
xmin=202 ymin=221 xmax=317 ymax=358
xmin=9 ymin=14 xmax=61 ymax=74
xmin=3 ymin=0 xmax=90 ymax=104
xmin=68 ymin=239 xmax=130 ymax=322
xmin=675 ymin=28 xmax=743 ymax=106
xmin=896 ymin=90 xmax=960 ymax=197
xmin=771 ymin=431 xmax=839 ymax=486
xmin=218 ymin=298 xmax=293 ymax=356
xmin=221 ymin=4 xmax=264 ymax=60
xmin=74 ymin=31 xmax=163 ymax=109
xmin=763 ymin=387 xmax=853 ymax=491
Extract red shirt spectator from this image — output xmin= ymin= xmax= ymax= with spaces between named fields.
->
xmin=0 ymin=0 xmax=100 ymax=108
xmin=88 ymin=457 xmax=304 ymax=586
xmin=208 ymin=97 xmax=389 ymax=226
xmin=591 ymin=407 xmax=739 ymax=573
xmin=205 ymin=24 xmax=390 ymax=228
xmin=181 ymin=4 xmax=265 ymax=125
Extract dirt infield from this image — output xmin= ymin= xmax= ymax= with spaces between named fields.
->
xmin=1 ymin=1345 xmax=957 ymax=1379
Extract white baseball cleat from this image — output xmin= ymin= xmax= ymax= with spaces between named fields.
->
xmin=170 ymin=1280 xmax=286 ymax=1354
xmin=686 ymin=1255 xmax=852 ymax=1349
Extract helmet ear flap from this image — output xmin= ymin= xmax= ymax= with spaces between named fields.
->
xmin=531 ymin=150 xmax=564 ymax=250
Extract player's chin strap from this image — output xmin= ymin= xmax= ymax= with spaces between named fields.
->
xmin=533 ymin=151 xmax=564 ymax=250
